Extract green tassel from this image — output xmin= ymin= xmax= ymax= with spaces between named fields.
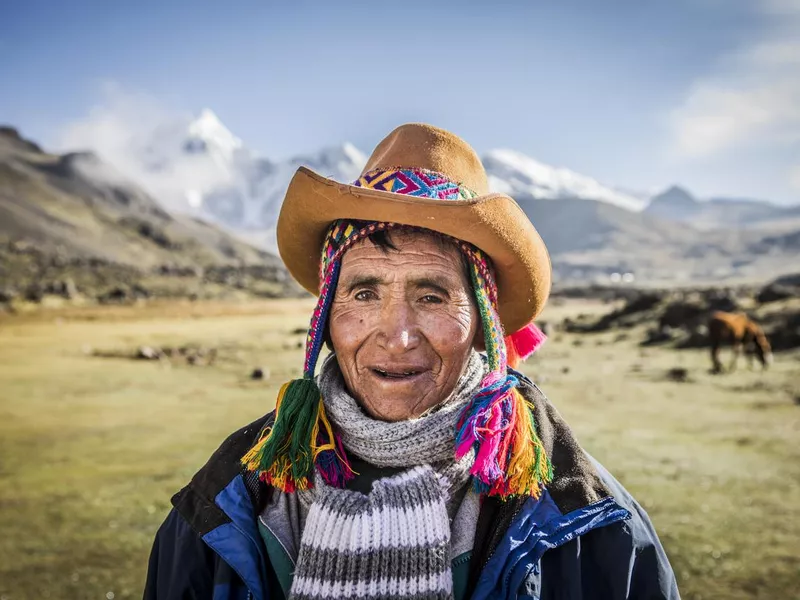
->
xmin=241 ymin=378 xmax=322 ymax=492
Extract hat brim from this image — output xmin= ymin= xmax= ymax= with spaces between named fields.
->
xmin=277 ymin=167 xmax=552 ymax=333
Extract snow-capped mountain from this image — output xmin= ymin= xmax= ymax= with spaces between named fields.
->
xmin=482 ymin=149 xmax=646 ymax=211
xmin=92 ymin=109 xmax=794 ymax=256
xmin=203 ymin=142 xmax=367 ymax=249
xmin=185 ymin=108 xmax=244 ymax=163
xmin=154 ymin=111 xmax=646 ymax=242
xmin=119 ymin=109 xmax=366 ymax=248
xmin=55 ymin=108 xmax=799 ymax=282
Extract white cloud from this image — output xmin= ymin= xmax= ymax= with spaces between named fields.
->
xmin=760 ymin=0 xmax=800 ymax=15
xmin=743 ymin=40 xmax=800 ymax=66
xmin=669 ymin=2 xmax=800 ymax=165
xmin=789 ymin=164 xmax=800 ymax=190
xmin=671 ymin=79 xmax=800 ymax=157
xmin=55 ymin=83 xmax=234 ymax=214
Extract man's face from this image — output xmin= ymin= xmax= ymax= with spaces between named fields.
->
xmin=329 ymin=230 xmax=479 ymax=422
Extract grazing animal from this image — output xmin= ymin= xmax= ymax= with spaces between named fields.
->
xmin=708 ymin=311 xmax=772 ymax=373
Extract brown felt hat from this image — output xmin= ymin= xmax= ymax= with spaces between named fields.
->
xmin=277 ymin=123 xmax=551 ymax=333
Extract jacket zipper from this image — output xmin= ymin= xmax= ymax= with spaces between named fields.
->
xmin=452 ymin=552 xmax=472 ymax=567
xmin=481 ymin=499 xmax=525 ymax=570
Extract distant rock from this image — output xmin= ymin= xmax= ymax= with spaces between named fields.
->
xmin=250 ymin=367 xmax=269 ymax=380
xmin=666 ymin=367 xmax=690 ymax=383
xmin=44 ymin=279 xmax=78 ymax=299
xmin=98 ymin=287 xmax=129 ymax=304
xmin=565 ymin=291 xmax=665 ymax=333
xmin=757 ymin=284 xmax=795 ymax=304
xmin=773 ymin=273 xmax=800 ymax=287
xmin=658 ymin=300 xmax=707 ymax=330
xmin=24 ymin=283 xmax=43 ymax=303
xmin=642 ymin=326 xmax=676 ymax=346
xmin=756 ymin=273 xmax=800 ymax=303
xmin=0 ymin=288 xmax=18 ymax=303
xmin=136 ymin=346 xmax=162 ymax=360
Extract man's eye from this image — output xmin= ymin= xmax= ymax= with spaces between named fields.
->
xmin=420 ymin=294 xmax=443 ymax=304
xmin=354 ymin=290 xmax=377 ymax=301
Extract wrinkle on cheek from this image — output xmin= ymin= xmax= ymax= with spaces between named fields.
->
xmin=419 ymin=301 xmax=475 ymax=344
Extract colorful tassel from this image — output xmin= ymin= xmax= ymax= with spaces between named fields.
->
xmin=241 ymin=378 xmax=356 ymax=492
xmin=241 ymin=379 xmax=318 ymax=492
xmin=455 ymin=375 xmax=553 ymax=498
xmin=505 ymin=322 xmax=547 ymax=368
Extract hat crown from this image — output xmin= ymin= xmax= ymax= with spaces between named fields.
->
xmin=362 ymin=123 xmax=489 ymax=196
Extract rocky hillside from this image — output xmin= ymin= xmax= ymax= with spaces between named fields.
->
xmin=0 ymin=127 xmax=298 ymax=307
xmin=513 ymin=192 xmax=789 ymax=284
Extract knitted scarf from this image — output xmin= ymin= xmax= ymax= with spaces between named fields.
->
xmin=288 ymin=354 xmax=483 ymax=600
xmin=317 ymin=351 xmax=485 ymax=471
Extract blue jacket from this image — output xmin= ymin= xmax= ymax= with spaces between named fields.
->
xmin=144 ymin=376 xmax=680 ymax=599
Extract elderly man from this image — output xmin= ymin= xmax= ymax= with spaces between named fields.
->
xmin=145 ymin=124 xmax=679 ymax=600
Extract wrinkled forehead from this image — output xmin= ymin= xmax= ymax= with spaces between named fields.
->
xmin=339 ymin=227 xmax=473 ymax=288
xmin=318 ymin=220 xmax=499 ymax=310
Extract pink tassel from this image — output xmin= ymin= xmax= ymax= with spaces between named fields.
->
xmin=470 ymin=401 xmax=507 ymax=484
xmin=506 ymin=322 xmax=547 ymax=368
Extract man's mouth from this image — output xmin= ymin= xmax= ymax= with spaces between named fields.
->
xmin=371 ymin=368 xmax=423 ymax=380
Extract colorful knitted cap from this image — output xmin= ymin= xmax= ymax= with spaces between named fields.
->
xmin=242 ymin=168 xmax=551 ymax=498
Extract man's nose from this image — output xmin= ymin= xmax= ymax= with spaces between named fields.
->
xmin=376 ymin=300 xmax=420 ymax=353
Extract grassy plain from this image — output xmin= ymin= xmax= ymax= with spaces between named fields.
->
xmin=0 ymin=298 xmax=798 ymax=600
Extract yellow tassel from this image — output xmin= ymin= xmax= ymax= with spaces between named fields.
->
xmin=241 ymin=381 xmax=291 ymax=471
xmin=310 ymin=401 xmax=336 ymax=459
xmin=505 ymin=389 xmax=553 ymax=498
xmin=310 ymin=400 xmax=359 ymax=477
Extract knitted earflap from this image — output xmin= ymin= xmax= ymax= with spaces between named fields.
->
xmin=453 ymin=244 xmax=553 ymax=497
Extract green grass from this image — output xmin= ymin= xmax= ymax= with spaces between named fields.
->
xmin=1 ymin=299 xmax=798 ymax=599
xmin=0 ymin=299 xmax=313 ymax=599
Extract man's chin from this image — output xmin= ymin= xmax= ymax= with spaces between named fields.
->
xmin=357 ymin=387 xmax=441 ymax=421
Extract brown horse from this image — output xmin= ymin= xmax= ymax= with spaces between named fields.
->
xmin=708 ymin=311 xmax=772 ymax=373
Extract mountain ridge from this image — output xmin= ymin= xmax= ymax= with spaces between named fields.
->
xmin=645 ymin=185 xmax=799 ymax=231
xmin=39 ymin=111 xmax=800 ymax=285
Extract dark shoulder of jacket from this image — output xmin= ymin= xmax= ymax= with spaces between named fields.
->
xmin=537 ymin=457 xmax=681 ymax=600
xmin=144 ymin=507 xmax=260 ymax=600
xmin=144 ymin=412 xmax=277 ymax=600
xmin=143 ymin=507 xmax=215 ymax=599
xmin=171 ymin=411 xmax=276 ymax=537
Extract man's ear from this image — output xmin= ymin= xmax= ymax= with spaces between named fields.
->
xmin=472 ymin=326 xmax=486 ymax=352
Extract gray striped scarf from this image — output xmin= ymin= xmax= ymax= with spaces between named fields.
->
xmin=289 ymin=353 xmax=484 ymax=600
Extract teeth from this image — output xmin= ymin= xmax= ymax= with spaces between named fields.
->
xmin=374 ymin=369 xmax=416 ymax=378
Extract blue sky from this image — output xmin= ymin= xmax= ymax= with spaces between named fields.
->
xmin=2 ymin=0 xmax=798 ymax=204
